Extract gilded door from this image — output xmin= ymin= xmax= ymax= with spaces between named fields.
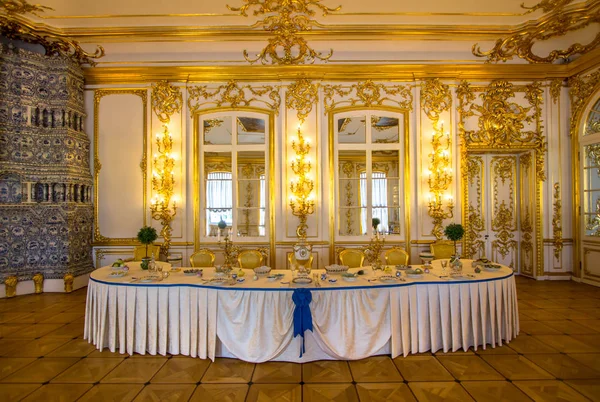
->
xmin=465 ymin=152 xmax=536 ymax=276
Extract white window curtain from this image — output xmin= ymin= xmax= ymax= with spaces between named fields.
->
xmin=360 ymin=171 xmax=388 ymax=234
xmin=206 ymin=172 xmax=233 ymax=232
xmin=259 ymin=175 xmax=266 ymax=236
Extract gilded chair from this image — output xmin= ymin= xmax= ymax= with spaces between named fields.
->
xmin=238 ymin=249 xmax=264 ymax=269
xmin=287 ymin=253 xmax=314 ymax=270
xmin=339 ymin=249 xmax=365 ymax=268
xmin=129 ymin=245 xmax=161 ymax=261
xmin=430 ymin=241 xmax=455 ymax=259
xmin=384 ymin=247 xmax=409 ymax=265
xmin=190 ymin=249 xmax=216 ymax=267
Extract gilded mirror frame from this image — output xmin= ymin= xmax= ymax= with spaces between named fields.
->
xmin=192 ymin=107 xmax=275 ymax=266
xmin=328 ymin=106 xmax=411 ymax=262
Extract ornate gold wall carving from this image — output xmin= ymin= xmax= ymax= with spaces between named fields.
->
xmin=286 ymin=78 xmax=319 ymax=123
xmin=568 ymin=71 xmax=600 ymax=137
xmin=151 ymin=81 xmax=183 ymax=125
xmin=521 ymin=0 xmax=573 ymax=14
xmin=323 ymin=80 xmax=413 ymax=112
xmin=473 ymin=1 xmax=600 ymax=64
xmin=188 ymin=80 xmax=281 ymax=114
xmin=552 ymin=182 xmax=563 ymax=261
xmin=550 ymin=79 xmax=563 ymax=104
xmin=491 ymin=156 xmax=518 ymax=268
xmin=421 ymin=79 xmax=453 ymax=239
xmin=93 ymin=89 xmax=148 ymax=244
xmin=0 ymin=0 xmax=104 ymax=65
xmin=465 ymin=156 xmax=485 ymax=258
xmin=227 ymin=0 xmax=340 ymax=65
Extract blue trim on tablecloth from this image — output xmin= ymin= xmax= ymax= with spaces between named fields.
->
xmin=292 ymin=288 xmax=313 ymax=357
xmin=88 ymin=271 xmax=514 ymax=291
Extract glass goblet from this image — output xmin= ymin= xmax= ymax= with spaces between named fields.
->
xmin=441 ymin=260 xmax=448 ymax=275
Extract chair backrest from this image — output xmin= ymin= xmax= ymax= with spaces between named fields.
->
xmin=133 ymin=245 xmax=161 ymax=261
xmin=190 ymin=249 xmax=215 ymax=267
xmin=385 ymin=248 xmax=409 ymax=265
xmin=339 ymin=249 xmax=365 ymax=268
xmin=287 ymin=253 xmax=314 ymax=270
xmin=238 ymin=249 xmax=264 ymax=269
xmin=430 ymin=241 xmax=455 ymax=259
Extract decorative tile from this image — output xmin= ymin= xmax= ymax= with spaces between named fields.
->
xmin=348 ymin=356 xmax=403 ymax=382
xmin=0 ymin=384 xmax=41 ymax=401
xmin=101 ymin=358 xmax=167 ymax=383
xmin=356 ymin=383 xmax=416 ymax=402
xmin=52 ymin=357 xmax=124 ymax=383
xmin=565 ymin=380 xmax=600 ymax=402
xmin=252 ymin=362 xmax=302 ymax=383
xmin=513 ymin=380 xmax=590 ymax=402
xmin=303 ymin=361 xmax=352 ymax=383
xmin=133 ymin=384 xmax=196 ymax=402
xmin=393 ymin=356 xmax=454 ymax=381
xmin=303 ymin=383 xmax=359 ymax=402
xmin=0 ymin=358 xmax=36 ymax=381
xmin=525 ymin=354 xmax=600 ymax=379
xmin=461 ymin=380 xmax=532 ymax=402
xmin=481 ymin=355 xmax=554 ymax=380
xmin=150 ymin=357 xmax=210 ymax=383
xmin=246 ymin=383 xmax=301 ymax=402
xmin=78 ymin=384 xmax=144 ymax=402
xmin=534 ymin=335 xmax=600 ymax=353
xmin=189 ymin=384 xmax=248 ymax=402
xmin=0 ymin=357 xmax=79 ymax=383
xmin=436 ymin=356 xmax=504 ymax=381
xmin=21 ymin=383 xmax=92 ymax=402
xmin=409 ymin=381 xmax=474 ymax=402
xmin=507 ymin=335 xmax=560 ymax=354
xmin=201 ymin=358 xmax=254 ymax=383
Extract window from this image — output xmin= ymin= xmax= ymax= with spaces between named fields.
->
xmin=200 ymin=113 xmax=269 ymax=240
xmin=334 ymin=111 xmax=405 ymax=239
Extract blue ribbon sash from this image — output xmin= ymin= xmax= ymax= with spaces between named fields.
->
xmin=292 ymin=288 xmax=313 ymax=357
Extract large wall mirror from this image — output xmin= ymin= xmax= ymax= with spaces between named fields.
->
xmin=330 ymin=109 xmax=410 ymax=248
xmin=194 ymin=110 xmax=273 ymax=250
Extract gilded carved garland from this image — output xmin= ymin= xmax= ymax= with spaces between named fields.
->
xmin=187 ymin=80 xmax=281 ymax=114
xmin=286 ymin=78 xmax=319 ymax=123
xmin=322 ymin=80 xmax=413 ymax=112
xmin=151 ymin=81 xmax=183 ymax=125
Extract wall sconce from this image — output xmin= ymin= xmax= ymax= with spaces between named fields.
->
xmin=150 ymin=124 xmax=177 ymax=255
xmin=289 ymin=126 xmax=315 ymax=240
xmin=428 ymin=122 xmax=454 ymax=239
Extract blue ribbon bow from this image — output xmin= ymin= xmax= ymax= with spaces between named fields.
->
xmin=292 ymin=288 xmax=313 ymax=357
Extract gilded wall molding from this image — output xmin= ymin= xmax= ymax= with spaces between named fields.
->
xmin=0 ymin=0 xmax=104 ymax=65
xmin=520 ymin=0 xmax=573 ymax=14
xmin=227 ymin=0 xmax=340 ymax=65
xmin=473 ymin=0 xmax=600 ymax=64
xmin=550 ymin=78 xmax=563 ymax=104
xmin=421 ymin=79 xmax=453 ymax=239
xmin=187 ymin=80 xmax=281 ymax=114
xmin=552 ymin=182 xmax=563 ymax=261
xmin=93 ymin=89 xmax=148 ymax=244
xmin=568 ymin=70 xmax=600 ymax=137
xmin=286 ymin=78 xmax=319 ymax=123
xmin=322 ymin=80 xmax=413 ymax=112
xmin=151 ymin=81 xmax=183 ymax=125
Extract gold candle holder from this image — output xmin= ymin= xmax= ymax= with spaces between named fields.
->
xmin=363 ymin=232 xmax=385 ymax=270
xmin=427 ymin=122 xmax=454 ymax=239
xmin=289 ymin=127 xmax=315 ymax=240
xmin=218 ymin=230 xmax=240 ymax=272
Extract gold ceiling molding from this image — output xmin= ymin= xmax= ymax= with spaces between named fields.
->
xmin=322 ymin=80 xmax=413 ymax=112
xmin=520 ymin=0 xmax=573 ymax=14
xmin=456 ymin=80 xmax=547 ymax=181
xmin=151 ymin=81 xmax=183 ymax=125
xmin=568 ymin=70 xmax=600 ymax=137
xmin=473 ymin=0 xmax=600 ymax=64
xmin=187 ymin=80 xmax=281 ymax=114
xmin=0 ymin=0 xmax=105 ymax=65
xmin=227 ymin=0 xmax=340 ymax=65
xmin=285 ymin=78 xmax=319 ymax=123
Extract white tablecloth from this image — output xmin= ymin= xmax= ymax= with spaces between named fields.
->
xmin=84 ymin=261 xmax=519 ymax=362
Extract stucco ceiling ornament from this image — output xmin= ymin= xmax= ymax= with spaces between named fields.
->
xmin=473 ymin=0 xmax=600 ymax=64
xmin=227 ymin=0 xmax=340 ymax=65
xmin=0 ymin=0 xmax=105 ymax=66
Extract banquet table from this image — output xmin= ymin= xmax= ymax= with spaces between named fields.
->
xmin=84 ymin=260 xmax=519 ymax=363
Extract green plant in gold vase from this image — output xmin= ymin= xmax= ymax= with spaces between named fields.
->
xmin=137 ymin=226 xmax=158 ymax=269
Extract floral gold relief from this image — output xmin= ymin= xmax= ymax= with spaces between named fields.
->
xmin=473 ymin=1 xmax=600 ymax=64
xmin=520 ymin=0 xmax=573 ymax=14
xmin=323 ymin=80 xmax=413 ymax=112
xmin=151 ymin=81 xmax=183 ymax=125
xmin=187 ymin=80 xmax=281 ymax=114
xmin=552 ymin=182 xmax=563 ymax=261
xmin=286 ymin=78 xmax=319 ymax=123
xmin=227 ymin=0 xmax=340 ymax=65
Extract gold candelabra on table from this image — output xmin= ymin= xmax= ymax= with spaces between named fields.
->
xmin=218 ymin=230 xmax=240 ymax=272
xmin=363 ymin=231 xmax=386 ymax=270
xmin=427 ymin=122 xmax=454 ymax=239
xmin=289 ymin=126 xmax=315 ymax=240
xmin=150 ymin=125 xmax=177 ymax=255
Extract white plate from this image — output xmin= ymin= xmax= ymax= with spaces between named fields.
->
xmin=342 ymin=276 xmax=357 ymax=282
xmin=108 ymin=272 xmax=127 ymax=278
xmin=292 ymin=277 xmax=312 ymax=284
xmin=406 ymin=273 xmax=424 ymax=279
xmin=379 ymin=276 xmax=397 ymax=283
xmin=140 ymin=277 xmax=158 ymax=283
xmin=484 ymin=267 xmax=502 ymax=272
